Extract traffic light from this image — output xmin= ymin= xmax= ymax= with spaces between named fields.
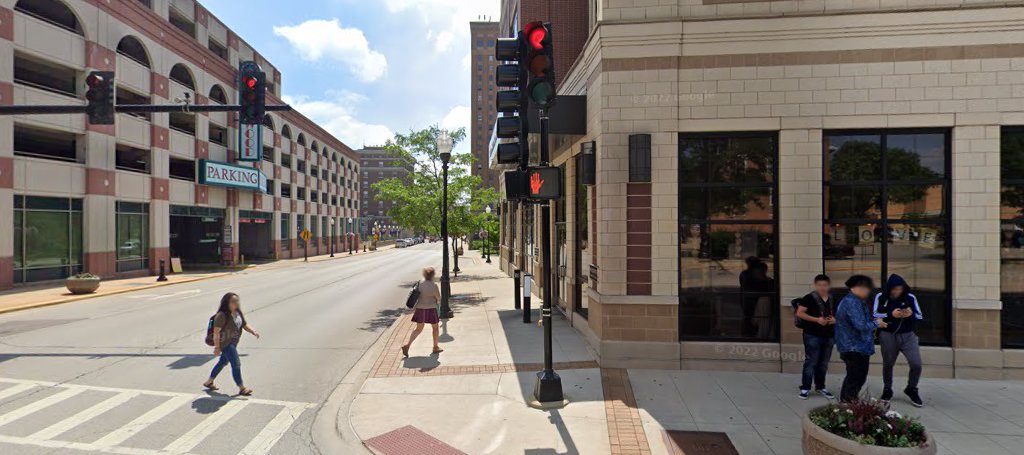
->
xmin=527 ymin=166 xmax=561 ymax=199
xmin=494 ymin=34 xmax=527 ymax=167
xmin=85 ymin=71 xmax=114 ymax=125
xmin=523 ymin=22 xmax=555 ymax=108
xmin=238 ymin=61 xmax=266 ymax=125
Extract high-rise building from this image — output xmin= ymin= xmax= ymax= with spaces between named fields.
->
xmin=358 ymin=146 xmax=414 ymax=237
xmin=0 ymin=0 xmax=361 ymax=289
xmin=470 ymin=20 xmax=499 ymax=190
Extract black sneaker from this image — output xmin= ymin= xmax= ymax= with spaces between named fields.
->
xmin=799 ymin=389 xmax=810 ymax=400
xmin=816 ymin=388 xmax=835 ymax=400
xmin=904 ymin=387 xmax=923 ymax=407
xmin=880 ymin=388 xmax=893 ymax=402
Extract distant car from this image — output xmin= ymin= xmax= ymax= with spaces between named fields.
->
xmin=395 ymin=239 xmax=408 ymax=248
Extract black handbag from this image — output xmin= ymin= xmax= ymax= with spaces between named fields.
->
xmin=405 ymin=281 xmax=421 ymax=309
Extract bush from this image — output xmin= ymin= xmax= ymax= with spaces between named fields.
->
xmin=70 ymin=273 xmax=100 ymax=280
xmin=809 ymin=400 xmax=927 ymax=449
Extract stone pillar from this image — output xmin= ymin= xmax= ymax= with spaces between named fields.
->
xmin=951 ymin=122 xmax=1003 ymax=379
xmin=0 ymin=8 xmax=14 ymax=288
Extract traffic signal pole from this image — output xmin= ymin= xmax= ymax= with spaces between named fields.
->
xmin=533 ymin=107 xmax=563 ymax=404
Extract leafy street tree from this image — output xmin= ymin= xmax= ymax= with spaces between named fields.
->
xmin=372 ymin=125 xmax=499 ymax=242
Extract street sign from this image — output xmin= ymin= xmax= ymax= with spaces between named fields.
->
xmin=300 ymin=229 xmax=312 ymax=242
xmin=198 ymin=160 xmax=267 ymax=192
xmin=238 ymin=123 xmax=263 ymax=161
xmin=527 ymin=166 xmax=561 ymax=200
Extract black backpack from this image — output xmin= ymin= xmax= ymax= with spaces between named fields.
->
xmin=791 ymin=298 xmax=806 ymax=329
xmin=405 ymin=281 xmax=421 ymax=308
xmin=205 ymin=314 xmax=218 ymax=346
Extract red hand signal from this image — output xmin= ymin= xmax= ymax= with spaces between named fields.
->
xmin=530 ymin=172 xmax=544 ymax=195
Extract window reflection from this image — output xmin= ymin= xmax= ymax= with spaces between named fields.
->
xmin=1001 ymin=129 xmax=1024 ymax=348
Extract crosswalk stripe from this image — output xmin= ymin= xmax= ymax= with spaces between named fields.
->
xmin=27 ymin=390 xmax=139 ymax=441
xmin=0 ymin=383 xmax=36 ymax=401
xmin=0 ymin=434 xmax=193 ymax=455
xmin=92 ymin=395 xmax=193 ymax=449
xmin=162 ymin=399 xmax=247 ymax=453
xmin=0 ymin=387 xmax=85 ymax=427
xmin=0 ymin=377 xmax=309 ymax=408
xmin=238 ymin=403 xmax=313 ymax=455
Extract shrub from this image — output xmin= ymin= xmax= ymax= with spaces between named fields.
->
xmin=809 ymin=400 xmax=927 ymax=449
xmin=70 ymin=273 xmax=100 ymax=280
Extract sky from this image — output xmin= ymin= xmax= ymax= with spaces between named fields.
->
xmin=201 ymin=0 xmax=501 ymax=156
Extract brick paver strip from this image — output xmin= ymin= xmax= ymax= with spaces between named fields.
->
xmin=602 ymin=368 xmax=652 ymax=455
xmin=370 ymin=293 xmax=599 ymax=378
xmin=365 ymin=425 xmax=467 ymax=455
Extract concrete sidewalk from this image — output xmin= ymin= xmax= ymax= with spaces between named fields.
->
xmin=350 ymin=255 xmax=1024 ymax=455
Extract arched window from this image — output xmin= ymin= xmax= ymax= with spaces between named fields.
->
xmin=322 ymin=147 xmax=329 ymax=158
xmin=15 ymin=0 xmax=84 ymax=36
xmin=332 ymin=153 xmax=338 ymax=163
xmin=281 ymin=125 xmax=292 ymax=140
xmin=116 ymin=36 xmax=150 ymax=68
xmin=310 ymin=141 xmax=319 ymax=153
xmin=208 ymin=85 xmax=227 ymax=104
xmin=263 ymin=114 xmax=274 ymax=130
xmin=297 ymin=133 xmax=306 ymax=147
xmin=169 ymin=63 xmax=195 ymax=90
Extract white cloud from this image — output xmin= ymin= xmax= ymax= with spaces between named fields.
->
xmin=384 ymin=0 xmax=501 ymax=53
xmin=461 ymin=52 xmax=472 ymax=70
xmin=441 ymin=105 xmax=470 ymax=132
xmin=273 ymin=19 xmax=387 ymax=83
xmin=283 ymin=92 xmax=394 ymax=148
xmin=434 ymin=30 xmax=455 ymax=53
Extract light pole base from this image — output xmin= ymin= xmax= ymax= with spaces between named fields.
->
xmin=527 ymin=396 xmax=569 ymax=410
xmin=533 ymin=370 xmax=564 ymax=404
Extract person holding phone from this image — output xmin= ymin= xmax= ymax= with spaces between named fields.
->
xmin=835 ymin=275 xmax=887 ymax=403
xmin=796 ymin=274 xmax=836 ymax=400
xmin=873 ymin=274 xmax=924 ymax=407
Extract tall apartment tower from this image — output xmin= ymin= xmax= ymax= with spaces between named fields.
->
xmin=469 ymin=20 xmax=499 ymax=190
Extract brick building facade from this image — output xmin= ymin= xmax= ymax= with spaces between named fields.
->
xmin=358 ymin=145 xmax=414 ymax=238
xmin=470 ymin=20 xmax=499 ymax=190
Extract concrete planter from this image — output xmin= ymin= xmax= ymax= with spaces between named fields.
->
xmin=65 ymin=277 xmax=101 ymax=295
xmin=802 ymin=409 xmax=936 ymax=455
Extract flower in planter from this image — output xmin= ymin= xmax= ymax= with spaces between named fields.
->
xmin=809 ymin=400 xmax=927 ymax=449
xmin=70 ymin=273 xmax=100 ymax=280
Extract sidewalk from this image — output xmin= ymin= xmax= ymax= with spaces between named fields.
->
xmin=350 ymin=255 xmax=1024 ymax=455
xmin=0 ymin=244 xmax=392 ymax=315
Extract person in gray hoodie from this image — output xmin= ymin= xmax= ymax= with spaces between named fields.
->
xmin=873 ymin=274 xmax=924 ymax=407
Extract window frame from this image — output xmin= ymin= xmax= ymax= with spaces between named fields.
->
xmin=1000 ymin=127 xmax=1024 ymax=349
xmin=822 ymin=128 xmax=953 ymax=346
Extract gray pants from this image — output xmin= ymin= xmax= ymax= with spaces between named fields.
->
xmin=879 ymin=331 xmax=922 ymax=390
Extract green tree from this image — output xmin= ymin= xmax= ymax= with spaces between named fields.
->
xmin=372 ymin=125 xmax=499 ymax=237
xmin=826 ymin=140 xmax=939 ymax=219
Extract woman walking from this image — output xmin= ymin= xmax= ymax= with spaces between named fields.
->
xmin=204 ymin=292 xmax=260 ymax=396
xmin=401 ymin=267 xmax=443 ymax=356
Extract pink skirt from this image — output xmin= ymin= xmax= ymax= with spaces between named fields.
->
xmin=412 ymin=308 xmax=440 ymax=324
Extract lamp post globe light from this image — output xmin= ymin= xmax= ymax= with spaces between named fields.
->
xmin=348 ymin=217 xmax=353 ymax=255
xmin=330 ymin=218 xmax=335 ymax=258
xmin=437 ymin=129 xmax=455 ymax=320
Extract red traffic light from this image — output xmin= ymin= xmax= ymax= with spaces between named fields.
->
xmin=244 ymin=76 xmax=257 ymax=90
xmin=524 ymin=22 xmax=546 ymax=50
xmin=86 ymin=73 xmax=105 ymax=88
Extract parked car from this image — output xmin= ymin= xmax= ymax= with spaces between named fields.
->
xmin=395 ymin=239 xmax=408 ymax=248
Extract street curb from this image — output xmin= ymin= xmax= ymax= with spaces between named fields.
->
xmin=312 ymin=302 xmax=407 ymax=455
xmin=0 ymin=272 xmax=232 ymax=316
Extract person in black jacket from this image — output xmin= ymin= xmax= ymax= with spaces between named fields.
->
xmin=873 ymin=274 xmax=924 ymax=407
xmin=795 ymin=274 xmax=836 ymax=400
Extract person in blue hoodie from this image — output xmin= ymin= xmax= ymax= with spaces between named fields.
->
xmin=873 ymin=274 xmax=924 ymax=407
xmin=835 ymin=275 xmax=887 ymax=403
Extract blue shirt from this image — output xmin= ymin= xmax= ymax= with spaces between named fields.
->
xmin=835 ymin=293 xmax=880 ymax=355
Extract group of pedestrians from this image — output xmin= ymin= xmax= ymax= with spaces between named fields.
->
xmin=795 ymin=273 xmax=924 ymax=407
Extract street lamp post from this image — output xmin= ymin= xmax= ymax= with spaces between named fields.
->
xmin=437 ymin=129 xmax=454 ymax=320
xmin=348 ymin=217 xmax=353 ymax=255
xmin=330 ymin=218 xmax=335 ymax=258
xmin=485 ymin=205 xmax=492 ymax=264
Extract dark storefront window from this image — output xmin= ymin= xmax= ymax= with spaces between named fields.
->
xmin=13 ymin=196 xmax=83 ymax=283
xmin=1001 ymin=128 xmax=1024 ymax=348
xmin=281 ymin=213 xmax=291 ymax=251
xmin=116 ymin=202 xmax=149 ymax=272
xmin=823 ymin=129 xmax=951 ymax=345
xmin=678 ymin=132 xmax=778 ymax=341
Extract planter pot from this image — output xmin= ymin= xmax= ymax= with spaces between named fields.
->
xmin=66 ymin=278 xmax=101 ymax=295
xmin=802 ymin=410 xmax=936 ymax=455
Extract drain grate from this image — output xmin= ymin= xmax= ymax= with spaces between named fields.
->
xmin=365 ymin=425 xmax=467 ymax=455
xmin=662 ymin=430 xmax=739 ymax=455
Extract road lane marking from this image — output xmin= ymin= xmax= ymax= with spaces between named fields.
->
xmin=0 ymin=383 xmax=35 ymax=401
xmin=0 ymin=434 xmax=192 ymax=455
xmin=0 ymin=377 xmax=308 ymax=407
xmin=162 ymin=399 xmax=247 ymax=453
xmin=27 ymin=390 xmax=139 ymax=441
xmin=0 ymin=387 xmax=85 ymax=427
xmin=238 ymin=402 xmax=314 ymax=455
xmin=92 ymin=395 xmax=193 ymax=449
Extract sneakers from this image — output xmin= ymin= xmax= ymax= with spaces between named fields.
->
xmin=904 ymin=387 xmax=924 ymax=407
xmin=880 ymin=388 xmax=894 ymax=402
xmin=816 ymin=388 xmax=835 ymax=399
xmin=799 ymin=389 xmax=810 ymax=400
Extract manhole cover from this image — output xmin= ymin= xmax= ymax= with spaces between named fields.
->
xmin=365 ymin=425 xmax=466 ymax=455
xmin=663 ymin=430 xmax=739 ymax=455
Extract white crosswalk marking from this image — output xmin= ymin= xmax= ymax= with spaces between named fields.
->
xmin=162 ymin=399 xmax=247 ymax=453
xmin=0 ymin=387 xmax=85 ymax=427
xmin=0 ymin=377 xmax=315 ymax=455
xmin=28 ymin=391 xmax=139 ymax=441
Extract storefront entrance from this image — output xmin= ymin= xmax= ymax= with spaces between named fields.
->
xmin=239 ymin=210 xmax=274 ymax=261
xmin=169 ymin=205 xmax=224 ymax=266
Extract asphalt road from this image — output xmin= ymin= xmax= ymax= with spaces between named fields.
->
xmin=0 ymin=242 xmax=441 ymax=455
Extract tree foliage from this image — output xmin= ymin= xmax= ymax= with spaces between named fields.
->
xmin=371 ymin=125 xmax=499 ymax=237
xmin=827 ymin=140 xmax=939 ymax=219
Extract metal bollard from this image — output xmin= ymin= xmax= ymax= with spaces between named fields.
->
xmin=513 ymin=269 xmax=522 ymax=310
xmin=522 ymin=273 xmax=532 ymax=323
xmin=157 ymin=259 xmax=168 ymax=282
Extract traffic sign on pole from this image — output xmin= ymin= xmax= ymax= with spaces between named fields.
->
xmin=238 ymin=123 xmax=263 ymax=161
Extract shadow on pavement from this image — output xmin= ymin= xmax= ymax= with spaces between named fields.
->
xmin=360 ymin=308 xmax=406 ymax=332
xmin=0 ymin=353 xmax=243 ymax=369
xmin=401 ymin=353 xmax=440 ymax=372
xmin=193 ymin=393 xmax=232 ymax=414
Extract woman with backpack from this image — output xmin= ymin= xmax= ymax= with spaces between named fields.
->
xmin=204 ymin=292 xmax=260 ymax=396
xmin=401 ymin=267 xmax=443 ymax=357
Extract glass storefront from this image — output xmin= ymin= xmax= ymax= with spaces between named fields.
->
xmin=1001 ymin=128 xmax=1024 ymax=348
xmin=678 ymin=132 xmax=779 ymax=341
xmin=116 ymin=202 xmax=149 ymax=272
xmin=281 ymin=213 xmax=291 ymax=251
xmin=13 ymin=195 xmax=83 ymax=283
xmin=823 ymin=129 xmax=951 ymax=345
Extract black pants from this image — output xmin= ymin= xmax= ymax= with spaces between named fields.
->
xmin=840 ymin=352 xmax=870 ymax=403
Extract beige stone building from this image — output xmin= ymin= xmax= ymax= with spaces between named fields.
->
xmin=0 ymin=0 xmax=362 ymax=289
xmin=495 ymin=0 xmax=1024 ymax=379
